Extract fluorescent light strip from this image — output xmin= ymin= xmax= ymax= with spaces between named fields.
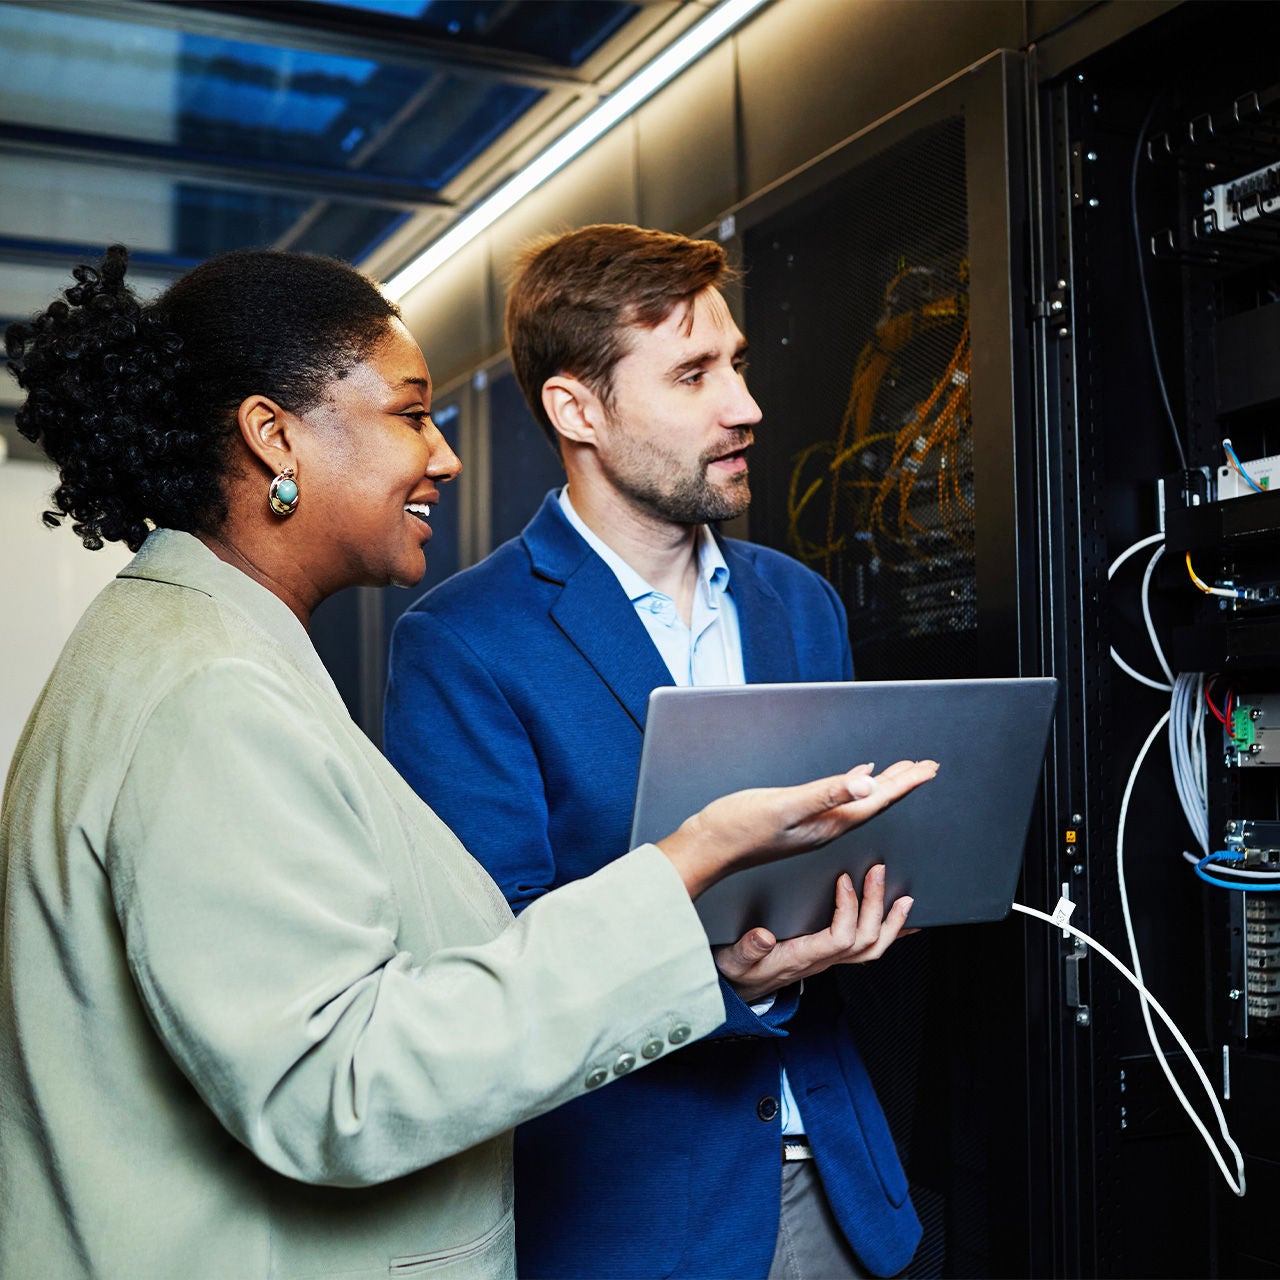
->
xmin=382 ymin=0 xmax=770 ymax=300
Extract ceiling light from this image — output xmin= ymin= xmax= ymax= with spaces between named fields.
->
xmin=382 ymin=0 xmax=771 ymax=301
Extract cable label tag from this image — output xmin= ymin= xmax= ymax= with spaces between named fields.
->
xmin=1050 ymin=896 xmax=1076 ymax=929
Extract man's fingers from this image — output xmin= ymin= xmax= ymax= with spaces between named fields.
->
xmin=852 ymin=864 xmax=887 ymax=945
xmin=714 ymin=927 xmax=777 ymax=979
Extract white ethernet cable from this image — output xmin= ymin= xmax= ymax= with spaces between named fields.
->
xmin=1014 ymin=898 xmax=1245 ymax=1196
xmin=1108 ymin=533 xmax=1209 ymax=851
xmin=1108 ymin=533 xmax=1172 ymax=692
xmin=1113 ymin=712 xmax=1245 ymax=1195
xmin=1169 ymin=672 xmax=1209 ymax=855
xmin=1098 ymin=540 xmax=1240 ymax=1190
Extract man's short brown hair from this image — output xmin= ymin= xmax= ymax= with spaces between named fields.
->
xmin=504 ymin=223 xmax=732 ymax=447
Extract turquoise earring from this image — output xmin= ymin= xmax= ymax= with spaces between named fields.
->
xmin=268 ymin=467 xmax=299 ymax=517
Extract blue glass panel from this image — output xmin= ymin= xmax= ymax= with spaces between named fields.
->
xmin=290 ymin=207 xmax=413 ymax=264
xmin=310 ymin=1 xmax=639 ymax=68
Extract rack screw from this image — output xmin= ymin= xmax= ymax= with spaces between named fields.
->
xmin=1088 ymin=198 xmax=1100 ymax=208
xmin=1072 ymin=813 xmax=1082 ymax=823
xmin=1229 ymin=989 xmax=1242 ymax=1000
xmin=1203 ymin=188 xmax=1214 ymax=203
xmin=1075 ymin=1009 xmax=1091 ymax=1026
xmin=1073 ymin=863 xmax=1084 ymax=875
xmin=1086 ymin=151 xmax=1098 ymax=161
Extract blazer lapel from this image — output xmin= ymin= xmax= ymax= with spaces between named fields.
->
xmin=720 ymin=538 xmax=802 ymax=684
xmin=523 ymin=493 xmax=673 ymax=731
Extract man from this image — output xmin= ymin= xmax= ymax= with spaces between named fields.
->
xmin=385 ymin=224 xmax=921 ymax=1280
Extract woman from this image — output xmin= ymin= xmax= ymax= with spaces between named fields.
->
xmin=0 ymin=246 xmax=934 ymax=1280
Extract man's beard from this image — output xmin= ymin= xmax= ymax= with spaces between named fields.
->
xmin=603 ymin=432 xmax=752 ymax=525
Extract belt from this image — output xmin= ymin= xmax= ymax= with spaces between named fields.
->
xmin=782 ymin=1137 xmax=814 ymax=1162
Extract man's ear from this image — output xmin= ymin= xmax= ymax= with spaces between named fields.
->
xmin=542 ymin=374 xmax=606 ymax=448
xmin=235 ymin=393 xmax=296 ymax=476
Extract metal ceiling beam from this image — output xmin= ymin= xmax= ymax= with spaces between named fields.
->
xmin=0 ymin=236 xmax=195 ymax=282
xmin=0 ymin=122 xmax=453 ymax=211
xmin=4 ymin=0 xmax=602 ymax=96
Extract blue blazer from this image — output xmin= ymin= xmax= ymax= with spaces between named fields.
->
xmin=386 ymin=493 xmax=921 ymax=1279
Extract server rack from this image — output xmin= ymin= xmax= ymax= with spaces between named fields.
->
xmin=1035 ymin=4 xmax=1280 ymax=1275
xmin=723 ymin=7 xmax=1280 ymax=1274
xmin=723 ymin=51 xmax=1053 ymax=1278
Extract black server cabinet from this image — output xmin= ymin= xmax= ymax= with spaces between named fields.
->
xmin=722 ymin=52 xmax=1055 ymax=1278
xmin=1035 ymin=3 xmax=1280 ymax=1276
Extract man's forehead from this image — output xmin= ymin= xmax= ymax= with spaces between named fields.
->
xmin=621 ymin=287 xmax=740 ymax=351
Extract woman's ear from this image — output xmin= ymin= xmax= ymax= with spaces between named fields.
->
xmin=235 ymin=394 xmax=295 ymax=476
xmin=542 ymin=374 xmax=605 ymax=448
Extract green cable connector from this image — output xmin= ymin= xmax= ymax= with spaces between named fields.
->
xmin=1231 ymin=706 xmax=1258 ymax=752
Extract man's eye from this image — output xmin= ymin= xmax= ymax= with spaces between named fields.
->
xmin=734 ymin=361 xmax=751 ymax=379
xmin=681 ymin=372 xmax=705 ymax=386
xmin=402 ymin=411 xmax=428 ymax=428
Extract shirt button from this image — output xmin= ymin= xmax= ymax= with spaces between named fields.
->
xmin=585 ymin=1067 xmax=610 ymax=1089
xmin=641 ymin=1038 xmax=665 ymax=1060
xmin=613 ymin=1052 xmax=637 ymax=1076
xmin=757 ymin=1095 xmax=779 ymax=1122
xmin=668 ymin=1022 xmax=692 ymax=1045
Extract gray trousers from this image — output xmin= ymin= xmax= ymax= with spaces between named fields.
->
xmin=766 ymin=1159 xmax=869 ymax=1280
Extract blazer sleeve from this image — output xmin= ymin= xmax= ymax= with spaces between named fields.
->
xmin=386 ymin=602 xmax=806 ymax=1042
xmin=385 ymin=607 xmax=559 ymax=912
xmin=107 ymin=658 xmax=723 ymax=1188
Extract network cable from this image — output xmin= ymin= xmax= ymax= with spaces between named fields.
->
xmin=1014 ymin=899 xmax=1245 ymax=1196
xmin=1190 ymin=850 xmax=1280 ymax=891
xmin=1107 ymin=532 xmax=1172 ymax=692
xmin=1222 ymin=438 xmax=1265 ymax=494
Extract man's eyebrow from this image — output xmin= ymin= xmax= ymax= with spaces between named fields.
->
xmin=665 ymin=341 xmax=750 ymax=380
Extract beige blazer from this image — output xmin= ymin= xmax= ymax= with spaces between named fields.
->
xmin=0 ymin=530 xmax=723 ymax=1280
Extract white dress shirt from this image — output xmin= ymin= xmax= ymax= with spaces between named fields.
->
xmin=559 ymin=487 xmax=805 ymax=1134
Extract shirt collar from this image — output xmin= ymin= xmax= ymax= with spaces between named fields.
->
xmin=558 ymin=486 xmax=732 ymax=605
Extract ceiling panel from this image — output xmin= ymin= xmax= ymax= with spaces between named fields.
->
xmin=0 ymin=0 xmax=706 ymax=453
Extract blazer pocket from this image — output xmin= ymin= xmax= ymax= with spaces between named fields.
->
xmin=390 ymin=1212 xmax=514 ymax=1275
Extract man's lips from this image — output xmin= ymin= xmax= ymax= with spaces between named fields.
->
xmin=709 ymin=448 xmax=749 ymax=473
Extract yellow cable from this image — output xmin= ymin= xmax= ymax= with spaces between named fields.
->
xmin=1185 ymin=552 xmax=1241 ymax=599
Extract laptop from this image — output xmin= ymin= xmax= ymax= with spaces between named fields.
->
xmin=629 ymin=677 xmax=1058 ymax=943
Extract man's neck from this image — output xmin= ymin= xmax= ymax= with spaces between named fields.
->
xmin=565 ymin=482 xmax=701 ymax=620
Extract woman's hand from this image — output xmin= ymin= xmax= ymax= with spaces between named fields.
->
xmin=655 ymin=759 xmax=938 ymax=901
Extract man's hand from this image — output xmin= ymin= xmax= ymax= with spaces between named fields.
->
xmin=714 ymin=864 xmax=915 ymax=1004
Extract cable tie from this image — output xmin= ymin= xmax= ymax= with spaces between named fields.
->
xmin=1049 ymin=895 xmax=1076 ymax=930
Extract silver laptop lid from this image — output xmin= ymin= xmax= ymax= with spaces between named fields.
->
xmin=629 ymin=677 xmax=1058 ymax=943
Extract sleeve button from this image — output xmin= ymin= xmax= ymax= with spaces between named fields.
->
xmin=641 ymin=1038 xmax=665 ymax=1060
xmin=585 ymin=1067 xmax=610 ymax=1089
xmin=756 ymin=1095 xmax=779 ymax=1122
xmin=668 ymin=1022 xmax=692 ymax=1045
xmin=613 ymin=1052 xmax=637 ymax=1075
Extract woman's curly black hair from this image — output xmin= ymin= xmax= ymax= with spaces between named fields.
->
xmin=4 ymin=245 xmax=401 ymax=551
